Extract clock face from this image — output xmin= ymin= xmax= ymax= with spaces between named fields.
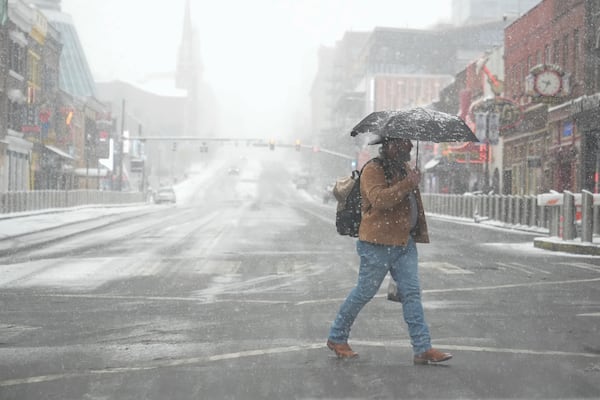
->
xmin=534 ymin=70 xmax=561 ymax=96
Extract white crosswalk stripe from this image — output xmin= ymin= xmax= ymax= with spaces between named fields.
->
xmin=421 ymin=261 xmax=473 ymax=274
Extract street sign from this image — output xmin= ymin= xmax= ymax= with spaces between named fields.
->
xmin=469 ymin=97 xmax=523 ymax=132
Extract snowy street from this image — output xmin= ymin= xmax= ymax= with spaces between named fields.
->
xmin=1 ymin=149 xmax=599 ymax=399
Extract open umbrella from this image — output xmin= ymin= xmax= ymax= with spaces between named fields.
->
xmin=349 ymin=110 xmax=398 ymax=136
xmin=351 ymin=107 xmax=478 ymax=142
xmin=350 ymin=107 xmax=478 ymax=163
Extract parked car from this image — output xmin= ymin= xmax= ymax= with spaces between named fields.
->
xmin=154 ymin=187 xmax=176 ymax=204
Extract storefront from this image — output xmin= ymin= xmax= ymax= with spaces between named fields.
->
xmin=570 ymin=93 xmax=600 ymax=193
xmin=40 ymin=144 xmax=76 ymax=190
xmin=547 ymin=101 xmax=580 ymax=193
xmin=424 ymin=142 xmax=487 ymax=194
xmin=502 ymin=103 xmax=549 ymax=195
xmin=1 ymin=131 xmax=33 ymax=191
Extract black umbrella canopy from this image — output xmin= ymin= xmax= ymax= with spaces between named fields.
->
xmin=351 ymin=107 xmax=478 ymax=143
xmin=350 ymin=110 xmax=398 ymax=136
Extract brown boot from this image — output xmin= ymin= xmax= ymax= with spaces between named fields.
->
xmin=327 ymin=340 xmax=358 ymax=358
xmin=413 ymin=348 xmax=453 ymax=365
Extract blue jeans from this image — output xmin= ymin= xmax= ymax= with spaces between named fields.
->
xmin=328 ymin=238 xmax=432 ymax=355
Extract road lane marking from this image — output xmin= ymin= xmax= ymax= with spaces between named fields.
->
xmin=421 ymin=261 xmax=473 ymax=274
xmin=17 ymin=292 xmax=289 ymax=305
xmin=577 ymin=312 xmax=600 ymax=317
xmin=0 ymin=344 xmax=324 ymax=387
xmin=497 ymin=262 xmax=538 ymax=275
xmin=5 ymin=277 xmax=599 ymax=306
xmin=297 ymin=277 xmax=600 ymax=304
xmin=497 ymin=262 xmax=529 ymax=274
xmin=509 ymin=262 xmax=551 ymax=274
xmin=193 ymin=260 xmax=241 ymax=274
xmin=2 ymin=341 xmax=599 ymax=388
xmin=352 ymin=340 xmax=600 ymax=359
xmin=560 ymin=262 xmax=600 ymax=273
xmin=424 ymin=277 xmax=600 ymax=294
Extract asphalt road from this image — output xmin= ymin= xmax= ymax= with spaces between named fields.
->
xmin=0 ymin=150 xmax=599 ymax=399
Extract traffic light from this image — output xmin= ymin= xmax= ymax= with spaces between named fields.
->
xmin=269 ymin=139 xmax=275 ymax=151
xmin=295 ymin=139 xmax=301 ymax=151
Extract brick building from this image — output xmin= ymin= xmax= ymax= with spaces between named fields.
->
xmin=0 ymin=0 xmax=34 ymax=191
xmin=503 ymin=0 xmax=598 ymax=194
xmin=311 ymin=21 xmax=511 ymax=184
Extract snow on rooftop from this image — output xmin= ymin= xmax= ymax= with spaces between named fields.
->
xmin=129 ymin=73 xmax=188 ymax=98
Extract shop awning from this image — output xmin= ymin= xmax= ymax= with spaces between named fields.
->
xmin=45 ymin=145 xmax=75 ymax=160
xmin=441 ymin=142 xmax=487 ymax=164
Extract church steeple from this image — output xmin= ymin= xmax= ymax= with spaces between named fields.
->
xmin=176 ymin=0 xmax=202 ymax=89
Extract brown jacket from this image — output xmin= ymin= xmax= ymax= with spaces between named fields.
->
xmin=358 ymin=159 xmax=430 ymax=246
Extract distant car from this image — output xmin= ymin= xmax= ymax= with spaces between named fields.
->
xmin=154 ymin=187 xmax=176 ymax=204
xmin=228 ymin=167 xmax=240 ymax=175
xmin=323 ymin=183 xmax=335 ymax=204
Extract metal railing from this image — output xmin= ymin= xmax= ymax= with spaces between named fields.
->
xmin=422 ymin=191 xmax=600 ymax=243
xmin=0 ymin=190 xmax=146 ymax=214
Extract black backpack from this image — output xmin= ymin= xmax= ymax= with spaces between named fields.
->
xmin=333 ymin=158 xmax=385 ymax=237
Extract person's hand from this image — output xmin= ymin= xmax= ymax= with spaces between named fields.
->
xmin=406 ymin=168 xmax=421 ymax=188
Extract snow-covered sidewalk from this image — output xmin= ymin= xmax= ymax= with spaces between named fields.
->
xmin=0 ymin=204 xmax=151 ymax=240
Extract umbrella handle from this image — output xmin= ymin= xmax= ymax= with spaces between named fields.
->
xmin=415 ymin=140 xmax=419 ymax=167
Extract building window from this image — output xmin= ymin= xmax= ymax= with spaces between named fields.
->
xmin=7 ymin=101 xmax=22 ymax=131
xmin=544 ymin=44 xmax=551 ymax=64
xmin=9 ymin=41 xmax=25 ymax=74
xmin=553 ymin=40 xmax=560 ymax=64
xmin=28 ymin=51 xmax=41 ymax=87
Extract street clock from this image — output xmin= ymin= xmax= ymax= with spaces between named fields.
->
xmin=534 ymin=69 xmax=562 ymax=96
xmin=526 ymin=64 xmax=570 ymax=101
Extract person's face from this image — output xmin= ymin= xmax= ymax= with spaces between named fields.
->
xmin=383 ymin=139 xmax=413 ymax=162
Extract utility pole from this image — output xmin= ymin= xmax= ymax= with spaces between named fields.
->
xmin=484 ymin=112 xmax=490 ymax=193
xmin=117 ymin=99 xmax=125 ymax=191
xmin=139 ymin=123 xmax=146 ymax=194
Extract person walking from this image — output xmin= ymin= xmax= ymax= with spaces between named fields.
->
xmin=327 ymin=137 xmax=452 ymax=365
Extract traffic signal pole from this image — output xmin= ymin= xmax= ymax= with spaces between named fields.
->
xmin=122 ymin=136 xmax=355 ymax=160
xmin=117 ymin=99 xmax=125 ymax=191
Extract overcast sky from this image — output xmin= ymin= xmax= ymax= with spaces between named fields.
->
xmin=61 ymin=0 xmax=452 ymax=138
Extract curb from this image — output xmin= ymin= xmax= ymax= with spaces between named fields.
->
xmin=533 ymin=237 xmax=600 ymax=256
